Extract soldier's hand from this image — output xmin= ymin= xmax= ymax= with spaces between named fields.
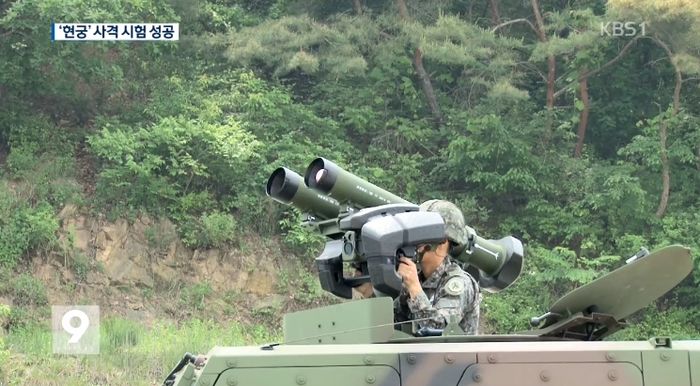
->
xmin=352 ymin=268 xmax=375 ymax=299
xmin=398 ymin=257 xmax=421 ymax=298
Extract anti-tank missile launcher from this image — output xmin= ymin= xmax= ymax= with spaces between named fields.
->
xmin=266 ymin=157 xmax=524 ymax=298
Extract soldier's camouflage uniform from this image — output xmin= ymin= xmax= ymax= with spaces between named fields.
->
xmin=394 ymin=257 xmax=481 ymax=334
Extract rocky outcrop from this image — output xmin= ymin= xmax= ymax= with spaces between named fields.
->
xmin=57 ymin=205 xmax=284 ymax=296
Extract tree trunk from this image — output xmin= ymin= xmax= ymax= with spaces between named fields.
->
xmin=545 ymin=55 xmax=556 ymax=109
xmin=489 ymin=0 xmax=501 ymax=26
xmin=352 ymin=0 xmax=362 ymax=15
xmin=395 ymin=0 xmax=444 ymax=126
xmin=530 ymin=0 xmax=546 ymax=41
xmin=413 ymin=48 xmax=444 ymax=125
xmin=653 ymin=37 xmax=682 ymax=219
xmin=656 ymin=120 xmax=671 ymax=218
xmin=574 ymin=72 xmax=589 ymax=158
xmin=530 ymin=0 xmax=556 ymax=110
xmin=396 ymin=0 xmax=409 ymax=20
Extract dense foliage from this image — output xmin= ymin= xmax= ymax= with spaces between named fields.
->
xmin=0 ymin=0 xmax=699 ymax=338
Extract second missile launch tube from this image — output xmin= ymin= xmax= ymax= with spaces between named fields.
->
xmin=304 ymin=158 xmax=410 ymax=208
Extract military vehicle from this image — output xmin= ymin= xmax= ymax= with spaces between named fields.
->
xmin=164 ymin=157 xmax=699 ymax=386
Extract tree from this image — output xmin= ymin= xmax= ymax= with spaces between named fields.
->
xmin=395 ymin=0 xmax=443 ymax=125
xmin=609 ymin=0 xmax=700 ymax=217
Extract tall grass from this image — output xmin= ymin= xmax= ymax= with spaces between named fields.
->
xmin=1 ymin=318 xmax=280 ymax=385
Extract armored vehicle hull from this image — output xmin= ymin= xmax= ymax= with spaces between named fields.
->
xmin=170 ymin=339 xmax=700 ymax=385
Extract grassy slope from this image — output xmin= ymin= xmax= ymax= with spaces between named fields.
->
xmin=2 ymin=318 xmax=280 ymax=385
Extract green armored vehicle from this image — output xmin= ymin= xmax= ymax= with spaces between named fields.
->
xmin=164 ymin=158 xmax=699 ymax=386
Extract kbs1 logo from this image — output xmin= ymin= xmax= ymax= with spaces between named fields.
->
xmin=600 ymin=21 xmax=647 ymax=37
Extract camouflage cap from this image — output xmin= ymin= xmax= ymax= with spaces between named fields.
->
xmin=419 ymin=199 xmax=469 ymax=247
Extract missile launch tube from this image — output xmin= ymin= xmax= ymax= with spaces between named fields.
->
xmin=266 ymin=167 xmax=341 ymax=220
xmin=304 ymin=158 xmax=410 ymax=208
xmin=455 ymin=234 xmax=524 ymax=293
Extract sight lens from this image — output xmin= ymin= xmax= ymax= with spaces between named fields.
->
xmin=316 ymin=169 xmax=327 ymax=184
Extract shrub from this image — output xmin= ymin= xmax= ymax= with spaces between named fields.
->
xmin=611 ymin=306 xmax=700 ymax=340
xmin=21 ymin=202 xmax=59 ymax=251
xmin=5 ymin=135 xmax=83 ymax=207
xmin=278 ymin=210 xmax=324 ymax=258
xmin=5 ymin=142 xmax=38 ymax=175
xmin=144 ymin=218 xmax=178 ymax=254
xmin=71 ymin=253 xmax=90 ymax=283
xmin=88 ymin=117 xmax=260 ymax=215
xmin=0 ymin=184 xmax=58 ymax=268
xmin=12 ymin=274 xmax=48 ymax=307
xmin=4 ymin=306 xmax=31 ymax=331
xmin=180 ymin=282 xmax=213 ymax=311
xmin=0 ymin=224 xmax=27 ymax=269
xmin=200 ymin=211 xmax=237 ymax=248
xmin=179 ymin=211 xmax=237 ymax=249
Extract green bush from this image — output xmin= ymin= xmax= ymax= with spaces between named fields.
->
xmin=11 ymin=274 xmax=48 ymax=307
xmin=144 ymin=221 xmax=178 ymax=252
xmin=180 ymin=282 xmax=213 ymax=311
xmin=88 ymin=117 xmax=260 ymax=215
xmin=171 ymin=191 xmax=218 ymax=216
xmin=5 ymin=129 xmax=83 ymax=207
xmin=611 ymin=306 xmax=700 ymax=340
xmin=0 ymin=183 xmax=58 ymax=268
xmin=0 ymin=226 xmax=27 ymax=269
xmin=200 ymin=211 xmax=237 ymax=248
xmin=179 ymin=211 xmax=237 ymax=249
xmin=71 ymin=253 xmax=90 ymax=283
xmin=5 ymin=142 xmax=38 ymax=175
xmin=278 ymin=210 xmax=324 ymax=258
xmin=21 ymin=202 xmax=59 ymax=251
xmin=4 ymin=306 xmax=31 ymax=332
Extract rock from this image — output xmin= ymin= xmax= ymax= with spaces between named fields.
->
xmin=58 ymin=204 xmax=78 ymax=220
xmin=257 ymin=294 xmax=285 ymax=309
xmin=104 ymin=219 xmax=128 ymax=244
xmin=165 ymin=239 xmax=192 ymax=264
xmin=231 ymin=270 xmax=249 ymax=290
xmin=73 ymin=228 xmax=91 ymax=252
xmin=246 ymin=268 xmax=276 ymax=295
xmin=96 ymin=219 xmax=129 ymax=263
xmin=151 ymin=262 xmax=179 ymax=285
xmin=94 ymin=230 xmax=107 ymax=250
xmin=86 ymin=271 xmax=109 ymax=286
xmin=130 ymin=219 xmax=148 ymax=245
xmin=60 ymin=267 xmax=76 ymax=283
xmin=99 ymin=226 xmax=155 ymax=288
xmin=209 ymin=269 xmax=228 ymax=289
xmin=202 ymin=249 xmax=222 ymax=263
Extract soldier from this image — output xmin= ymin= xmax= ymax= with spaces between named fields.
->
xmin=394 ymin=199 xmax=481 ymax=334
